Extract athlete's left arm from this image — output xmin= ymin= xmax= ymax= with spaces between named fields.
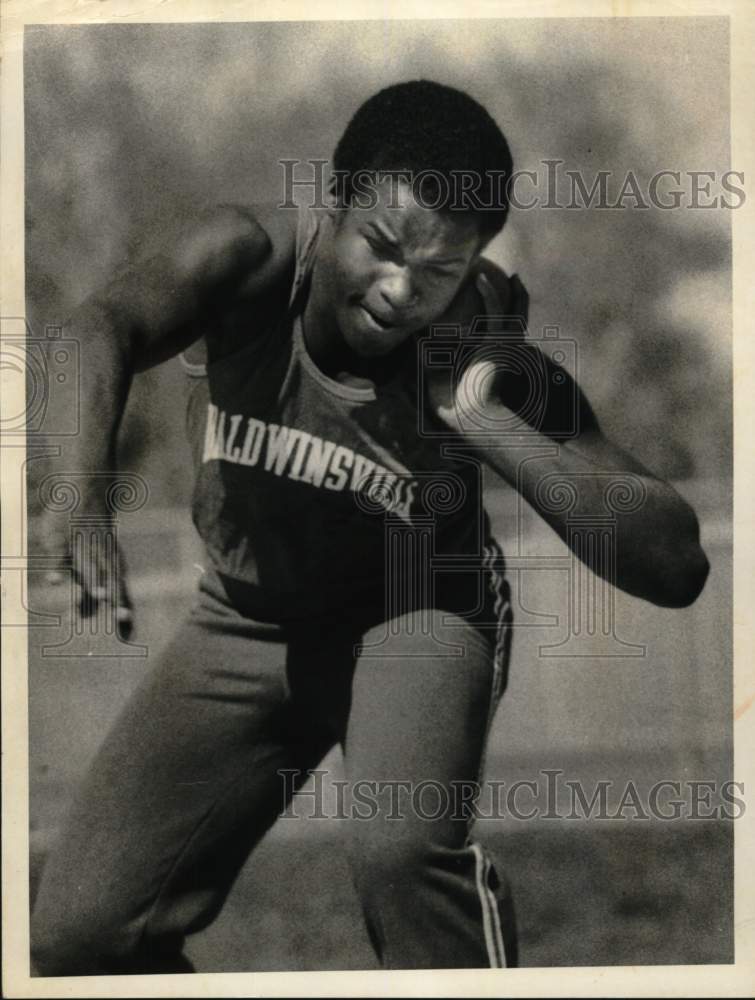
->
xmin=430 ymin=264 xmax=710 ymax=609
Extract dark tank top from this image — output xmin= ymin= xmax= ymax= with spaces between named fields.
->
xmin=182 ymin=205 xmax=507 ymax=621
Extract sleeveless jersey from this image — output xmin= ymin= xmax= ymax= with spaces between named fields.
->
xmin=182 ymin=205 xmax=505 ymax=621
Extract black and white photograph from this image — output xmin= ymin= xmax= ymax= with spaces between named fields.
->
xmin=2 ymin=2 xmax=754 ymax=996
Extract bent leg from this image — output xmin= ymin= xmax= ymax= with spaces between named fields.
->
xmin=31 ymin=579 xmax=335 ymax=976
xmin=343 ymin=604 xmax=516 ymax=969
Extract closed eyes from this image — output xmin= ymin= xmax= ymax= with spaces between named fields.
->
xmin=363 ymin=233 xmax=459 ymax=278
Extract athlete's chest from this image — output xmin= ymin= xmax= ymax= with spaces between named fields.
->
xmin=198 ymin=321 xmax=446 ymax=473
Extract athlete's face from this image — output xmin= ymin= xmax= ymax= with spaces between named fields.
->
xmin=323 ymin=178 xmax=485 ymax=358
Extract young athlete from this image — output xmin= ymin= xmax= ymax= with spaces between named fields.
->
xmin=31 ymin=80 xmax=709 ymax=974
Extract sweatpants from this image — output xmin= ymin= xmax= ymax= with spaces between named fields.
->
xmin=31 ymin=555 xmax=516 ymax=974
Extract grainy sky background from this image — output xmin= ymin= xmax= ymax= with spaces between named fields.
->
xmin=24 ymin=18 xmax=732 ymax=501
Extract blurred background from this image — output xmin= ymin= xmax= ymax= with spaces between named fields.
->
xmin=24 ymin=18 xmax=733 ymax=970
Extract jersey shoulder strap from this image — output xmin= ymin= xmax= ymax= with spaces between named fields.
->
xmin=286 ymin=202 xmax=324 ymax=314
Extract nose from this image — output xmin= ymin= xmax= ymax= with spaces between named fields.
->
xmin=376 ymin=265 xmax=418 ymax=312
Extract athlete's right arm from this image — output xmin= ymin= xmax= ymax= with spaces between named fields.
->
xmin=98 ymin=205 xmax=275 ymax=369
xmin=36 ymin=205 xmax=274 ymax=636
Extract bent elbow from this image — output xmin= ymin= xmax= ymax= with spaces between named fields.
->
xmin=657 ymin=545 xmax=710 ymax=609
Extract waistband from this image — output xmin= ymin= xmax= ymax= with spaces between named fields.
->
xmin=199 ymin=551 xmax=509 ymax=632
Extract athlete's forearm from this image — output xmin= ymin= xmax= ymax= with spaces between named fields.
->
xmin=68 ymin=296 xmax=134 ymax=476
xmin=468 ymin=420 xmax=709 ymax=608
xmin=39 ymin=295 xmax=136 ymax=532
xmin=35 ymin=294 xmax=137 ymax=626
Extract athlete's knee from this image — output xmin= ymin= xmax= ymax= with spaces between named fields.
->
xmin=346 ymin=821 xmax=443 ymax=898
xmin=31 ymin=861 xmax=146 ymax=977
xmin=31 ymin=897 xmax=191 ymax=977
xmin=31 ymin=898 xmax=125 ymax=976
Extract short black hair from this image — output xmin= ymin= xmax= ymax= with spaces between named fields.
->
xmin=331 ymin=79 xmax=513 ymax=241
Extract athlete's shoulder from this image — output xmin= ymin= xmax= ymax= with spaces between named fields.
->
xmin=177 ymin=204 xmax=300 ymax=369
xmin=173 ymin=201 xmax=298 ymax=302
